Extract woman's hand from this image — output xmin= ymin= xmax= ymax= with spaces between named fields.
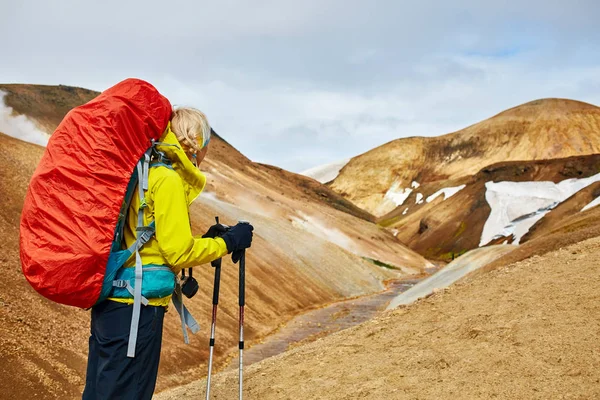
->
xmin=221 ymin=222 xmax=254 ymax=262
xmin=202 ymin=223 xmax=229 ymax=239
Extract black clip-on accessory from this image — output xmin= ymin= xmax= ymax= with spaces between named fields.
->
xmin=180 ymin=268 xmax=199 ymax=299
xmin=180 ymin=217 xmax=230 ymax=299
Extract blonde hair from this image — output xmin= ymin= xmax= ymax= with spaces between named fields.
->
xmin=170 ymin=107 xmax=211 ymax=153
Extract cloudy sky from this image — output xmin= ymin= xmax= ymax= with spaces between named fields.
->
xmin=1 ymin=1 xmax=599 ymax=172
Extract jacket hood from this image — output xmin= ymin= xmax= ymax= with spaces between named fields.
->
xmin=156 ymin=123 xmax=206 ymax=205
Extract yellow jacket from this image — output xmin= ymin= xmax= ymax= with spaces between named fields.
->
xmin=109 ymin=127 xmax=229 ymax=306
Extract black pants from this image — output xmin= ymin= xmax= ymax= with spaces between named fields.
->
xmin=82 ymin=300 xmax=165 ymax=400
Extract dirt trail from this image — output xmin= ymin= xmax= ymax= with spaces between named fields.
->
xmin=157 ymin=236 xmax=600 ymax=399
xmin=224 ymin=279 xmax=420 ymax=370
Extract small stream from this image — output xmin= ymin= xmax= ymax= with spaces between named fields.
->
xmin=226 ymin=278 xmax=422 ymax=369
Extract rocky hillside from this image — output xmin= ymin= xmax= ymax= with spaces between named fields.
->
xmin=0 ymin=84 xmax=432 ymax=399
xmin=331 ymin=98 xmax=600 ymax=216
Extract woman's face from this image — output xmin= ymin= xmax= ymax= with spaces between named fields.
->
xmin=196 ymin=145 xmax=209 ymax=164
xmin=188 ymin=144 xmax=209 ymax=168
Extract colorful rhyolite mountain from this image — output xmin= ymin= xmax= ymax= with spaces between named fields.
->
xmin=331 ymin=99 xmax=600 ymax=216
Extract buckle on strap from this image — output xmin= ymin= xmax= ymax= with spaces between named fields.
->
xmin=113 ymin=280 xmax=128 ymax=288
xmin=136 ymin=226 xmax=155 ymax=244
xmin=113 ymin=279 xmax=149 ymax=306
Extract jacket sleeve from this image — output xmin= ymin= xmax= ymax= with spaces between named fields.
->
xmin=152 ymin=169 xmax=229 ymax=273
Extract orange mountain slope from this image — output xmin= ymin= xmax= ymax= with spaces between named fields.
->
xmin=0 ymin=84 xmax=98 ymax=133
xmin=0 ymin=83 xmax=432 ymax=399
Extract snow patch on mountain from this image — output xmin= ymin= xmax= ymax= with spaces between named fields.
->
xmin=426 ymin=184 xmax=466 ymax=203
xmin=582 ymin=196 xmax=600 ymax=212
xmin=480 ymin=172 xmax=600 ymax=246
xmin=384 ymin=181 xmax=413 ymax=207
xmin=301 ymin=158 xmax=350 ymax=183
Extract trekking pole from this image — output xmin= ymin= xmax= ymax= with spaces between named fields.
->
xmin=206 ymin=217 xmax=223 ymax=400
xmin=238 ymin=249 xmax=246 ymax=400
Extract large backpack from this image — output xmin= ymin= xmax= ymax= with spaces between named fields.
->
xmin=19 ymin=79 xmax=199 ymax=356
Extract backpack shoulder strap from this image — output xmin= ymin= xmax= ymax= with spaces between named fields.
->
xmin=127 ymin=147 xmax=154 ymax=357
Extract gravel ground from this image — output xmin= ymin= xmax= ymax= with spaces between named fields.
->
xmin=157 ymin=236 xmax=600 ymax=400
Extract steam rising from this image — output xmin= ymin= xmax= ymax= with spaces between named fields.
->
xmin=0 ymin=91 xmax=49 ymax=146
xmin=290 ymin=211 xmax=357 ymax=254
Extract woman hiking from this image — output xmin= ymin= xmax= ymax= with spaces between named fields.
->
xmin=82 ymin=107 xmax=254 ymax=400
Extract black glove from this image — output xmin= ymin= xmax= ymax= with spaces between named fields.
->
xmin=221 ymin=222 xmax=254 ymax=262
xmin=232 ymin=250 xmax=244 ymax=264
xmin=202 ymin=223 xmax=229 ymax=239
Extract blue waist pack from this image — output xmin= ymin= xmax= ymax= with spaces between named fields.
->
xmin=110 ymin=264 xmax=176 ymax=300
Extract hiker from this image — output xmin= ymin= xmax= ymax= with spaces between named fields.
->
xmin=82 ymin=107 xmax=254 ymax=400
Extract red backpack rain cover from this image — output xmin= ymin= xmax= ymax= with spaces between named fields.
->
xmin=20 ymin=78 xmax=172 ymax=308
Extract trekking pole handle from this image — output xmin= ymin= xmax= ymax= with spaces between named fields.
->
xmin=237 ymin=220 xmax=249 ymax=306
xmin=212 ymin=216 xmax=223 ymax=304
xmin=212 ymin=261 xmax=222 ymax=305
xmin=210 ymin=215 xmax=226 ymax=269
xmin=239 ymin=250 xmax=245 ymax=307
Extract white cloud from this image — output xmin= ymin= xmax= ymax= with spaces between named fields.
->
xmin=1 ymin=1 xmax=599 ymax=171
